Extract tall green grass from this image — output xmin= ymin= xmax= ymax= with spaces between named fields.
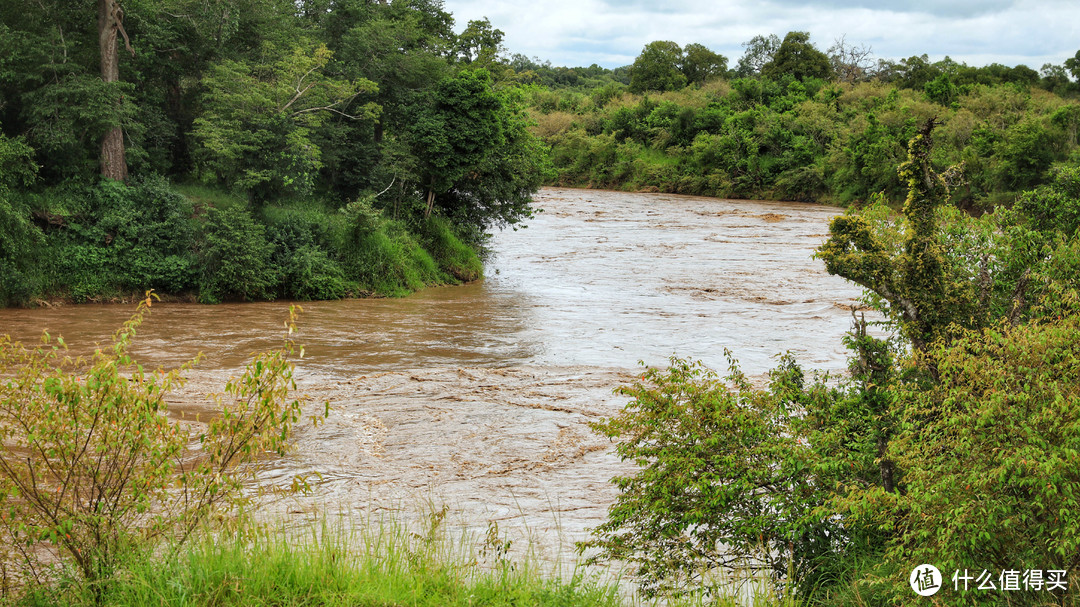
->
xmin=419 ymin=217 xmax=484 ymax=282
xmin=11 ymin=514 xmax=622 ymax=607
xmin=4 ymin=509 xmax=821 ymax=607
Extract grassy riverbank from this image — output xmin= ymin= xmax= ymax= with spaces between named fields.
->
xmin=6 ymin=515 xmax=796 ymax=607
xmin=10 ymin=519 xmax=614 ymax=607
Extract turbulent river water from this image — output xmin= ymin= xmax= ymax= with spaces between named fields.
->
xmin=0 ymin=187 xmax=868 ymax=577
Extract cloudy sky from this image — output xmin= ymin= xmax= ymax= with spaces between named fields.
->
xmin=444 ymin=0 xmax=1080 ymax=71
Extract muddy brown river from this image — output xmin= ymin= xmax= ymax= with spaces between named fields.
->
xmin=0 ymin=188 xmax=869 ymax=580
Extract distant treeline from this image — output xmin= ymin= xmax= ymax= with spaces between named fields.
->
xmin=517 ymin=33 xmax=1080 ymax=207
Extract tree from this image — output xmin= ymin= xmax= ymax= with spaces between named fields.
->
xmin=98 ymin=0 xmax=135 ymax=181
xmin=406 ymin=68 xmax=548 ymax=232
xmin=995 ymin=118 xmax=1054 ymax=190
xmin=317 ymin=0 xmax=454 ymax=199
xmin=818 ymin=119 xmax=972 ymax=353
xmin=435 ymin=86 xmax=551 ymax=233
xmin=0 ymin=1 xmax=139 ymax=181
xmin=1064 ymin=49 xmax=1080 ymax=81
xmin=455 ymin=17 xmax=504 ymax=68
xmin=679 ymin=43 xmax=727 ymax=85
xmin=629 ymin=40 xmax=686 ymax=93
xmin=827 ymin=35 xmax=873 ymax=83
xmin=409 ymin=69 xmax=503 ymax=218
xmin=192 ymin=40 xmax=377 ymax=202
xmin=734 ymin=33 xmax=780 ymax=77
xmin=1040 ymin=62 xmax=1072 ymax=92
xmin=761 ymin=31 xmax=833 ymax=82
xmin=896 ymin=54 xmax=941 ymax=89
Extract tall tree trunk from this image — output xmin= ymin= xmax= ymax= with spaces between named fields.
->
xmin=98 ymin=0 xmax=131 ymax=181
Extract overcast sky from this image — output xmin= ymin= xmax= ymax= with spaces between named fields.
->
xmin=444 ymin=0 xmax=1080 ymax=72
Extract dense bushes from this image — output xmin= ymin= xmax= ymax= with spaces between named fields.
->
xmin=886 ymin=314 xmax=1080 ymax=588
xmin=0 ymin=197 xmax=43 ymax=306
xmin=586 ymin=128 xmax=1080 ymax=604
xmin=533 ymin=76 xmax=1080 ymax=207
xmin=582 ymin=355 xmax=839 ymax=599
xmin=198 ymin=205 xmax=276 ymax=303
xmin=0 ymin=178 xmax=483 ymax=306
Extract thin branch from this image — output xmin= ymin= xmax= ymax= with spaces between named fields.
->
xmin=279 ymin=83 xmax=316 ymax=113
xmin=114 ymin=4 xmax=135 ymax=58
xmin=289 ymin=105 xmax=364 ymax=120
xmin=373 ymin=176 xmax=397 ymax=199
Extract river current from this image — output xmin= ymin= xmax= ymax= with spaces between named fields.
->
xmin=0 ymin=187 xmax=870 ymax=585
xmin=0 ymin=187 xmax=865 ymax=376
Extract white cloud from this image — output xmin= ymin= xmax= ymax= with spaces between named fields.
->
xmin=443 ymin=0 xmax=1080 ymax=69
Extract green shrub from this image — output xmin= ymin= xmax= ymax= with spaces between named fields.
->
xmin=0 ymin=298 xmax=313 ymax=600
xmin=0 ymin=135 xmax=44 ymax=305
xmin=581 ymin=355 xmax=837 ymax=599
xmin=262 ymin=203 xmax=354 ymax=300
xmin=280 ymin=244 xmax=352 ymax=300
xmin=98 ymin=177 xmax=199 ymax=294
xmin=55 ymin=243 xmax=111 ymax=303
xmin=873 ymin=313 xmax=1080 ymax=605
xmin=24 ymin=178 xmax=200 ymax=301
xmin=0 ymin=196 xmax=45 ymax=306
xmin=197 ymin=205 xmax=276 ymax=303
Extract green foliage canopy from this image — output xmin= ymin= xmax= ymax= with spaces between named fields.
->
xmin=192 ymin=40 xmax=378 ymax=202
xmin=681 ymin=43 xmax=728 ymax=86
xmin=629 ymin=41 xmax=687 ymax=93
xmin=761 ymin=31 xmax=834 ymax=82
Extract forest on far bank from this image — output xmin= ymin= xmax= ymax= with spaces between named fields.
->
xmin=520 ymin=32 xmax=1080 ymax=209
xmin=2 ymin=1 xmax=1080 ymax=307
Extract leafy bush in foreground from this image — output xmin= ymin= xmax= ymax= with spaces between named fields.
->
xmin=580 ymin=355 xmax=838 ymax=599
xmin=0 ymin=296 xmax=316 ymax=600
